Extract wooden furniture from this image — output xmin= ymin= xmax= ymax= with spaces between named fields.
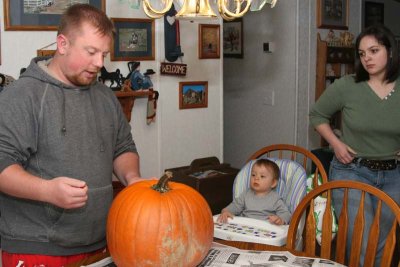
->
xmin=247 ymin=143 xmax=328 ymax=187
xmin=115 ymin=89 xmax=154 ymax=122
xmin=315 ymin=33 xmax=355 ymax=147
xmin=165 ymin=157 xmax=239 ymax=215
xmin=214 ymin=144 xmax=328 ymax=250
xmin=286 ymin=180 xmax=400 ymax=267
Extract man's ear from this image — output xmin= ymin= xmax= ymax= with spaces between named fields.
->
xmin=57 ymin=34 xmax=69 ymax=55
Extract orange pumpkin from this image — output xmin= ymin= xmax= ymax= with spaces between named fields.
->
xmin=107 ymin=172 xmax=214 ymax=267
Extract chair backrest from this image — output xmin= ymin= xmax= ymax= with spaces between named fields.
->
xmin=247 ymin=144 xmax=328 ymax=187
xmin=286 ymin=180 xmax=400 ymax=267
xmin=233 ymin=144 xmax=329 ymax=215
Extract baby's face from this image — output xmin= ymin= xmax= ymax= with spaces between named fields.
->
xmin=250 ymin=164 xmax=277 ymax=195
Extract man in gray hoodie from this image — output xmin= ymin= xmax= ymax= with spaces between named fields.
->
xmin=0 ymin=4 xmax=144 ymax=265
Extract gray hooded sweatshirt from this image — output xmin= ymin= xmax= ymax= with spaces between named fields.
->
xmin=0 ymin=57 xmax=137 ymax=255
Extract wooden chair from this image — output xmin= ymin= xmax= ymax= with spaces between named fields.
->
xmin=214 ymin=144 xmax=328 ymax=250
xmin=286 ymin=180 xmax=400 ymax=267
xmin=247 ymin=144 xmax=328 ymax=187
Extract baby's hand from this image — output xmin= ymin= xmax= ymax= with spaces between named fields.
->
xmin=267 ymin=215 xmax=285 ymax=225
xmin=217 ymin=210 xmax=233 ymax=223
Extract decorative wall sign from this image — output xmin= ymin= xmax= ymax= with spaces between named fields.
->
xmin=111 ymin=18 xmax=155 ymax=61
xmin=317 ymin=0 xmax=348 ymax=29
xmin=37 ymin=42 xmax=56 ymax=57
xmin=4 ymin=0 xmax=105 ymax=31
xmin=179 ymin=81 xmax=208 ymax=109
xmin=164 ymin=4 xmax=184 ymax=62
xmin=160 ymin=62 xmax=187 ymax=76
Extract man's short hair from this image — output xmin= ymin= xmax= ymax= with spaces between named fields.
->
xmin=58 ymin=4 xmax=115 ymax=39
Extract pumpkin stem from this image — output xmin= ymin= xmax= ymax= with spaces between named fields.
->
xmin=152 ymin=171 xmax=173 ymax=193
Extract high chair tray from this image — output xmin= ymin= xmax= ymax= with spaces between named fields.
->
xmin=213 ymin=215 xmax=288 ymax=246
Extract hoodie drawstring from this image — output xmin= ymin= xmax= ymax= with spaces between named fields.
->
xmin=59 ymin=86 xmax=105 ymax=152
xmin=60 ymin=88 xmax=67 ymax=135
xmin=89 ymin=88 xmax=105 ymax=152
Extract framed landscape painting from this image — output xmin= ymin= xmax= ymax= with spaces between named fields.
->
xmin=4 ymin=0 xmax=105 ymax=31
xmin=223 ymin=18 xmax=243 ymax=58
xmin=179 ymin=81 xmax=208 ymax=109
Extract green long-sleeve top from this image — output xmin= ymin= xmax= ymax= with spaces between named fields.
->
xmin=309 ymin=75 xmax=400 ymax=159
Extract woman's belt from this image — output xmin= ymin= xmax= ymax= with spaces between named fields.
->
xmin=352 ymin=158 xmax=398 ymax=171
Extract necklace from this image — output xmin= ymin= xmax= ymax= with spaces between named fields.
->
xmin=384 ymin=88 xmax=395 ymax=100
xmin=367 ymin=80 xmax=396 ymax=100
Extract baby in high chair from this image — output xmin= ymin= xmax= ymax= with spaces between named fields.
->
xmin=217 ymin=159 xmax=291 ymax=225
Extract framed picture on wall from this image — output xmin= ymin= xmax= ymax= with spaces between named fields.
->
xmin=396 ymin=37 xmax=400 ymax=57
xmin=4 ymin=0 xmax=105 ymax=31
xmin=110 ymin=18 xmax=155 ymax=61
xmin=317 ymin=0 xmax=349 ymax=29
xmin=364 ymin=2 xmax=384 ymax=28
xmin=199 ymin=24 xmax=220 ymax=59
xmin=179 ymin=81 xmax=208 ymax=109
xmin=223 ymin=18 xmax=243 ymax=58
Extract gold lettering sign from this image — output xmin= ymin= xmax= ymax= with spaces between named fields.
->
xmin=160 ymin=62 xmax=187 ymax=76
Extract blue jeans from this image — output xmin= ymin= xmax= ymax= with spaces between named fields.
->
xmin=330 ymin=157 xmax=400 ymax=267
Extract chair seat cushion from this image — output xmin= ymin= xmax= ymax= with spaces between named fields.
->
xmin=307 ymin=174 xmax=338 ymax=244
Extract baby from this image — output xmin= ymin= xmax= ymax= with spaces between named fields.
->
xmin=217 ymin=159 xmax=291 ymax=225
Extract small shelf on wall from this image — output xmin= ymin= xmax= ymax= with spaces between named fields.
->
xmin=115 ymin=89 xmax=154 ymax=122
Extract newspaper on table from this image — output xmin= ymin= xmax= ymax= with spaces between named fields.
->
xmin=82 ymin=243 xmax=346 ymax=267
xmin=197 ymin=243 xmax=347 ymax=267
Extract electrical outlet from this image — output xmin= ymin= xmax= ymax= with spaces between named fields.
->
xmin=263 ymin=90 xmax=275 ymax=106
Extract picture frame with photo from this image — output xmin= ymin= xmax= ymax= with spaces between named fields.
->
xmin=364 ymin=1 xmax=384 ymax=28
xmin=317 ymin=0 xmax=349 ymax=30
xmin=179 ymin=81 xmax=208 ymax=109
xmin=198 ymin=24 xmax=220 ymax=59
xmin=223 ymin=18 xmax=243 ymax=58
xmin=111 ymin=18 xmax=155 ymax=61
xmin=4 ymin=0 xmax=105 ymax=31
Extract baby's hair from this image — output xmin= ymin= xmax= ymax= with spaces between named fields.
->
xmin=252 ymin=159 xmax=280 ymax=181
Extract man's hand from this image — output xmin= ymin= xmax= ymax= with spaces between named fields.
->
xmin=44 ymin=177 xmax=88 ymax=209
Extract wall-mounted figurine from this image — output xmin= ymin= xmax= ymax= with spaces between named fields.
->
xmin=340 ymin=31 xmax=354 ymax=47
xmin=164 ymin=4 xmax=184 ymax=62
xmin=142 ymin=69 xmax=155 ymax=89
xmin=98 ymin=66 xmax=124 ymax=90
xmin=129 ymin=62 xmax=145 ymax=91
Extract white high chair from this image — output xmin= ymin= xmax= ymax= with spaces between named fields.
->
xmin=214 ymin=144 xmax=328 ymax=250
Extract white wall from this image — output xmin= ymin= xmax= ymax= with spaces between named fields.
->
xmin=224 ymin=1 xmax=299 ymax=168
xmin=224 ymin=0 xmax=362 ymax=169
xmin=0 ymin=2 xmax=224 ymax=178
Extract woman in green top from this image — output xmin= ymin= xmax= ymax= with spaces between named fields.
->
xmin=310 ymin=25 xmax=399 ymax=267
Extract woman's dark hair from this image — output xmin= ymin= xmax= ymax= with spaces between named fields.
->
xmin=354 ymin=25 xmax=399 ymax=83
